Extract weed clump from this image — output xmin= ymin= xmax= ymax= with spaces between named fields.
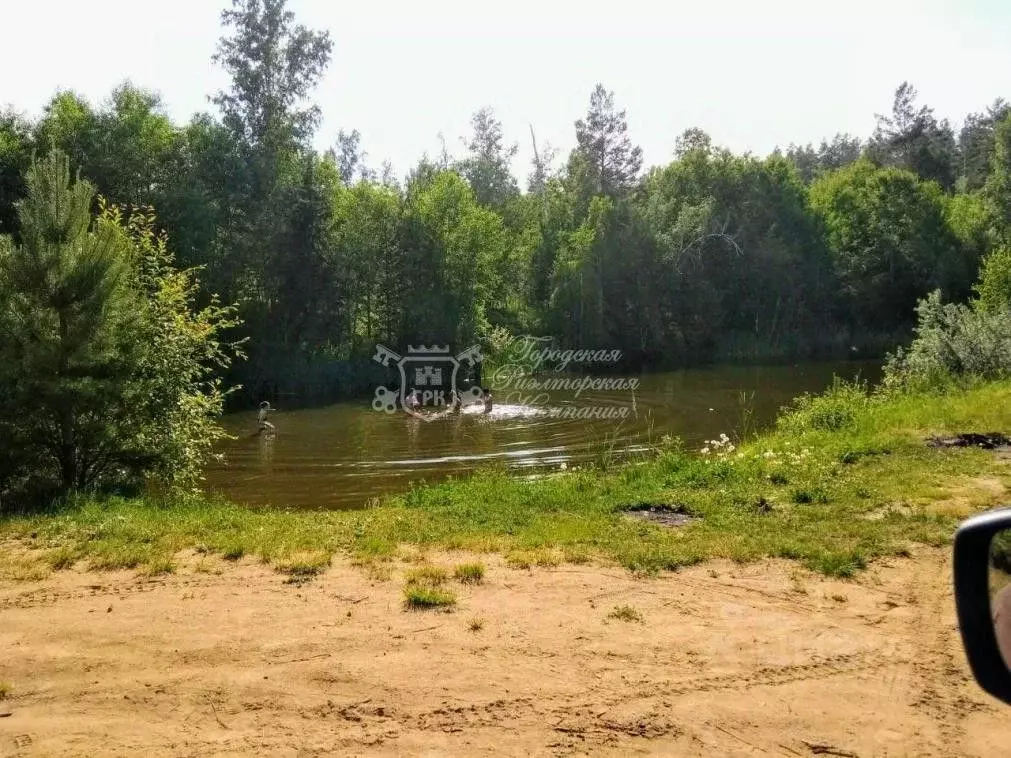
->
xmin=404 ymin=563 xmax=457 ymax=609
xmin=454 ymin=563 xmax=485 ymax=584
xmin=607 ymin=605 xmax=644 ymax=623
xmin=274 ymin=550 xmax=330 ymax=583
xmin=403 ymin=585 xmax=456 ymax=608
xmin=405 ymin=565 xmax=449 ymax=586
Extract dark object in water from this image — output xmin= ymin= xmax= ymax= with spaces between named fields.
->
xmin=622 ymin=503 xmax=698 ymax=528
xmin=927 ymin=432 xmax=1011 ymax=450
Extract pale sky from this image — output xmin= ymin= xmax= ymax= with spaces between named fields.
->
xmin=3 ymin=0 xmax=1010 ymax=184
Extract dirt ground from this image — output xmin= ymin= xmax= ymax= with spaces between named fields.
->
xmin=0 ymin=547 xmax=1007 ymax=757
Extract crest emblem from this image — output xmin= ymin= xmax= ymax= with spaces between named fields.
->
xmin=372 ymin=344 xmax=483 ymax=422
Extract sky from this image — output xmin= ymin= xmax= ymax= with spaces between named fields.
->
xmin=3 ymin=0 xmax=1011 ymax=183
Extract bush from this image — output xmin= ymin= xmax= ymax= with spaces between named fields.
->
xmin=0 ymin=151 xmax=241 ymax=502
xmin=883 ymin=290 xmax=1011 ymax=390
xmin=777 ymin=378 xmax=869 ymax=433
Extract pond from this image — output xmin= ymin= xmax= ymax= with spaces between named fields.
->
xmin=204 ymin=360 xmax=881 ymax=509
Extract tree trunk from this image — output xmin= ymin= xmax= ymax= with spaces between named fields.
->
xmin=57 ymin=310 xmax=77 ymax=492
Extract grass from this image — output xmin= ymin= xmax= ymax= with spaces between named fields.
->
xmin=608 ymin=605 xmax=644 ymax=623
xmin=273 ymin=550 xmax=331 ymax=584
xmin=403 ymin=563 xmax=456 ymax=608
xmin=2 ymin=380 xmax=1011 ymax=580
xmin=505 ymin=549 xmax=562 ymax=570
xmin=0 ymin=682 xmax=10 ymax=700
xmin=403 ymin=584 xmax=457 ymax=608
xmin=404 ymin=565 xmax=449 ymax=586
xmin=454 ymin=562 xmax=485 ymax=584
xmin=467 ymin=616 xmax=485 ymax=631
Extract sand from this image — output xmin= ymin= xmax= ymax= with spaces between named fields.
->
xmin=0 ymin=548 xmax=1006 ymax=757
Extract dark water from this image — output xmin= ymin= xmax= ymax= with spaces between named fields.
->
xmin=204 ymin=360 xmax=881 ymax=509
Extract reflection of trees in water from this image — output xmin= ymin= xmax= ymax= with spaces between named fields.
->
xmin=405 ymin=414 xmax=421 ymax=452
xmin=258 ymin=432 xmax=275 ymax=469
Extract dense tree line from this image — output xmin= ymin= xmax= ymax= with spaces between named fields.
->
xmin=2 ymin=0 xmax=1010 ymax=406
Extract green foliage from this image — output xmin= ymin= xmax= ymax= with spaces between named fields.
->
xmin=976 ymin=246 xmax=1011 ymax=313
xmin=402 ymin=171 xmax=507 ymax=346
xmin=453 ymin=562 xmax=485 ymax=584
xmin=0 ymin=109 xmax=32 ymax=237
xmin=456 ymin=107 xmax=519 ymax=208
xmin=573 ymin=84 xmax=643 ymax=198
xmin=884 ymin=290 xmax=1011 ymax=390
xmin=784 ymin=134 xmax=862 ymax=183
xmin=866 ymin=82 xmax=957 ymax=190
xmin=403 ymin=584 xmax=457 ymax=609
xmin=212 ymin=0 xmax=333 ymax=147
xmin=958 ymin=99 xmax=1010 ymax=192
xmin=984 ymin=113 xmax=1011 ymax=241
xmin=810 ymin=160 xmax=965 ymax=329
xmin=778 ymin=379 xmax=870 ymax=434
xmin=405 ymin=565 xmax=449 ymax=586
xmin=2 ymin=1 xmax=1011 ymax=408
xmin=0 ymin=151 xmax=240 ymax=501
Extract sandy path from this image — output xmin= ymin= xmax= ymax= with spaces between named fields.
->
xmin=0 ymin=548 xmax=1006 ymax=757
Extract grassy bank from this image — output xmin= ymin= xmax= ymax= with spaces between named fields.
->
xmin=2 ymin=381 xmax=1011 ymax=581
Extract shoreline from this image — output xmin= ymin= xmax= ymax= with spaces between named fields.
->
xmin=2 ymin=380 xmax=1010 ymax=583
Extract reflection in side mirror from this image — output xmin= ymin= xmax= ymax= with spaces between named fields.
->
xmin=954 ymin=508 xmax=1011 ymax=705
xmin=990 ymin=530 xmax=1011 ymax=670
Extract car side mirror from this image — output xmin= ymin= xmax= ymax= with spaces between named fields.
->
xmin=954 ymin=507 xmax=1011 ymax=705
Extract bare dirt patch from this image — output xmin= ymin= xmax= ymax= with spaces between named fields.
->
xmin=927 ymin=432 xmax=1011 ymax=450
xmin=622 ymin=503 xmax=698 ymax=528
xmin=0 ymin=549 xmax=1006 ymax=756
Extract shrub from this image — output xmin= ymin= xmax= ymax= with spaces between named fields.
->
xmin=883 ymin=290 xmax=1011 ymax=390
xmin=778 ymin=378 xmax=868 ymax=433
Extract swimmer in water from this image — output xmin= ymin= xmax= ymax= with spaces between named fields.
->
xmin=405 ymin=390 xmax=421 ymax=413
xmin=258 ymin=401 xmax=276 ymax=435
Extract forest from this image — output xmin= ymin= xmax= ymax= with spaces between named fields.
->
xmin=2 ymin=0 xmax=1010 ymax=408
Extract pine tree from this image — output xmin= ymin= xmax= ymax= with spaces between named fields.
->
xmin=0 ymin=151 xmax=133 ymax=491
xmin=0 ymin=150 xmax=240 ymax=501
xmin=573 ymin=84 xmax=643 ymax=197
xmin=457 ymin=107 xmax=519 ymax=207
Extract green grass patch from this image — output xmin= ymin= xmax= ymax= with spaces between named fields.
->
xmin=453 ymin=562 xmax=485 ymax=584
xmin=273 ymin=550 xmax=330 ymax=582
xmin=405 ymin=565 xmax=449 ymax=586
xmin=403 ymin=584 xmax=457 ymax=609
